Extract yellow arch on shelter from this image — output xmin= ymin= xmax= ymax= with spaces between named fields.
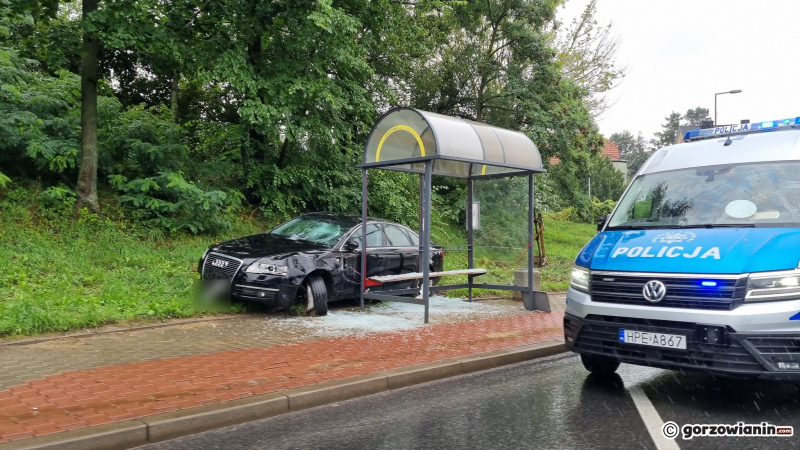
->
xmin=375 ymin=125 xmax=425 ymax=162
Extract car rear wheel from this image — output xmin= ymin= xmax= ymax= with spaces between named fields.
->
xmin=305 ymin=274 xmax=329 ymax=316
xmin=580 ymin=354 xmax=620 ymax=376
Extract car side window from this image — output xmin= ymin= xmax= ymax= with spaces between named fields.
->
xmin=385 ymin=224 xmax=413 ymax=247
xmin=349 ymin=224 xmax=382 ymax=249
xmin=406 ymin=229 xmax=419 ymax=246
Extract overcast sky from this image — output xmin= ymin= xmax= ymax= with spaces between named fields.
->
xmin=558 ymin=0 xmax=800 ymax=141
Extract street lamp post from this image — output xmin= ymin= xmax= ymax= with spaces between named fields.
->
xmin=714 ymin=89 xmax=742 ymax=126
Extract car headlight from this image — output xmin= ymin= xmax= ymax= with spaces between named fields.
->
xmin=746 ymin=270 xmax=800 ymax=302
xmin=570 ymin=265 xmax=590 ymax=293
xmin=245 ymin=260 xmax=289 ymax=275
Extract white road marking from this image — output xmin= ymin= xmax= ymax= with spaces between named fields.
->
xmin=629 ymin=385 xmax=681 ymax=450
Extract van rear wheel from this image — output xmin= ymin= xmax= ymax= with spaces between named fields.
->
xmin=580 ymin=354 xmax=620 ymax=376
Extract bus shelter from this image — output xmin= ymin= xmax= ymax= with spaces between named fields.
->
xmin=357 ymin=108 xmax=550 ymax=323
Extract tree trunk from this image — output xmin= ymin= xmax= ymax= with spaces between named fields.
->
xmin=74 ymin=0 xmax=101 ymax=216
xmin=170 ymin=72 xmax=179 ymax=123
xmin=276 ymin=137 xmax=290 ymax=169
xmin=245 ymin=38 xmax=266 ymax=163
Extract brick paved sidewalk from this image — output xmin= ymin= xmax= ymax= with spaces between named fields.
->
xmin=0 ymin=309 xmax=564 ymax=444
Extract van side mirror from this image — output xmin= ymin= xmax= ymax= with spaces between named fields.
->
xmin=597 ymin=214 xmax=609 ymax=233
xmin=343 ymin=239 xmax=359 ymax=252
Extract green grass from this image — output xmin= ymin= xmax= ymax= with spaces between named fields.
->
xmin=0 ymin=192 xmax=596 ymax=337
xmin=0 ymin=196 xmax=266 ymax=338
xmin=431 ymin=213 xmax=596 ymax=296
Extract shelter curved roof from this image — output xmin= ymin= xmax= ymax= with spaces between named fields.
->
xmin=359 ymin=108 xmax=544 ymax=178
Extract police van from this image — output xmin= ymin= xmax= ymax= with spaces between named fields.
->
xmin=565 ymin=117 xmax=800 ymax=379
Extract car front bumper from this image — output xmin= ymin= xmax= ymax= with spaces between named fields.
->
xmin=565 ymin=287 xmax=800 ymax=380
xmin=230 ymin=272 xmax=299 ymax=307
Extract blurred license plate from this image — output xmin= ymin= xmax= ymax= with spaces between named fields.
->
xmin=619 ymin=329 xmax=686 ymax=349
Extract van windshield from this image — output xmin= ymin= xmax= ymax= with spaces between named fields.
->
xmin=607 ymin=162 xmax=800 ymax=229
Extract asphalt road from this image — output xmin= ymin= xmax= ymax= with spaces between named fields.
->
xmin=136 ymin=354 xmax=800 ymax=450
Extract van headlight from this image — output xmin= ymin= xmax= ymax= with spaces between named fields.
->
xmin=745 ymin=270 xmax=800 ymax=302
xmin=245 ymin=260 xmax=289 ymax=275
xmin=570 ymin=265 xmax=590 ymax=293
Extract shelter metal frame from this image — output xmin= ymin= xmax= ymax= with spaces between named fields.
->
xmin=356 ymin=108 xmax=551 ymax=323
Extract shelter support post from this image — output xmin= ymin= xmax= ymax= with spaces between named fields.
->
xmin=360 ymin=168 xmax=367 ymax=312
xmin=466 ymin=177 xmax=474 ymax=302
xmin=524 ymin=174 xmax=551 ymax=312
xmin=421 ymin=160 xmax=433 ymax=324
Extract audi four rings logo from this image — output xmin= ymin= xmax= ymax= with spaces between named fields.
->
xmin=643 ymin=280 xmax=667 ymax=302
xmin=211 ymin=259 xmax=229 ymax=269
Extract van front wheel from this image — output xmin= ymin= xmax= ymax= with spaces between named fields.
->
xmin=580 ymin=354 xmax=620 ymax=376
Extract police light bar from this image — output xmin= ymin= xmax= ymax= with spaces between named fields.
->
xmin=683 ymin=116 xmax=800 ymax=142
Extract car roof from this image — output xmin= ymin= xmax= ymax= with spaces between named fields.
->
xmin=639 ymin=128 xmax=800 ymax=176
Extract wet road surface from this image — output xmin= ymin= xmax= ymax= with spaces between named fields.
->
xmin=137 ymin=354 xmax=800 ymax=450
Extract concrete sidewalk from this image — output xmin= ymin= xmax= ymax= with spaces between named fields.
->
xmin=0 ymin=296 xmax=566 ymax=446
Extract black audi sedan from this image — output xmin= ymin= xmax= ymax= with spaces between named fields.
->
xmin=198 ymin=212 xmax=444 ymax=315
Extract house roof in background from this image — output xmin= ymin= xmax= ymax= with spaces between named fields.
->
xmin=547 ymin=140 xmax=626 ymax=167
xmin=601 ymin=140 xmax=622 ymax=161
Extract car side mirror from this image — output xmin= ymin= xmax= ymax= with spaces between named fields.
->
xmin=597 ymin=214 xmax=609 ymax=233
xmin=343 ymin=239 xmax=359 ymax=251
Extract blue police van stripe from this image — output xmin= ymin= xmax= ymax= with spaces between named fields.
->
xmin=790 ymin=312 xmax=800 ymax=321
xmin=576 ymin=228 xmax=800 ymax=274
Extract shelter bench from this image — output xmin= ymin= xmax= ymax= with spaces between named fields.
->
xmin=367 ymin=268 xmax=487 ymax=284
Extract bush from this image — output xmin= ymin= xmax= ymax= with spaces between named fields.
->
xmin=0 ymin=47 xmax=120 ymax=178
xmin=110 ymin=171 xmax=243 ymax=234
xmin=101 ymin=104 xmax=187 ymax=179
xmin=591 ymin=198 xmax=616 ymax=222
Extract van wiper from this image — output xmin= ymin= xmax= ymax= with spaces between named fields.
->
xmin=701 ymin=223 xmax=755 ymax=228
xmin=607 ymin=224 xmax=684 ymax=230
xmin=608 ymin=223 xmax=755 ymax=230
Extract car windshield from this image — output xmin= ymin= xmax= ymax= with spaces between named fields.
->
xmin=607 ymin=161 xmax=800 ymax=229
xmin=270 ymin=216 xmax=348 ymax=245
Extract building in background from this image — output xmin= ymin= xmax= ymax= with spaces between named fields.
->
xmin=601 ymin=140 xmax=627 ymax=183
xmin=675 ymin=125 xmax=701 ymax=144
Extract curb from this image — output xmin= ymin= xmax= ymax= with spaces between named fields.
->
xmin=0 ymin=340 xmax=568 ymax=450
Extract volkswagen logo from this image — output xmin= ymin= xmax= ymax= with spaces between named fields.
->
xmin=642 ymin=280 xmax=666 ymax=302
xmin=211 ymin=259 xmax=229 ymax=269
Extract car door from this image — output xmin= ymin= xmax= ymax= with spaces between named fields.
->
xmin=383 ymin=224 xmax=420 ymax=289
xmin=344 ymin=223 xmax=389 ymax=292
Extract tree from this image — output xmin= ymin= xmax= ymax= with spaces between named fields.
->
xmin=683 ymin=107 xmax=711 ymax=126
xmin=552 ymin=0 xmax=626 ymax=116
xmin=405 ymin=0 xmax=605 ymax=221
xmin=73 ymin=0 xmax=101 ymax=214
xmin=609 ymin=130 xmax=651 ymax=177
xmin=627 ymin=133 xmax=651 ymax=176
xmin=608 ymin=130 xmax=635 ymax=160
xmin=651 ymin=111 xmax=681 ymax=149
xmin=586 ymin=152 xmax=625 ymax=202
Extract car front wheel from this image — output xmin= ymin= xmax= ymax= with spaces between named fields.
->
xmin=305 ymin=274 xmax=329 ymax=316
